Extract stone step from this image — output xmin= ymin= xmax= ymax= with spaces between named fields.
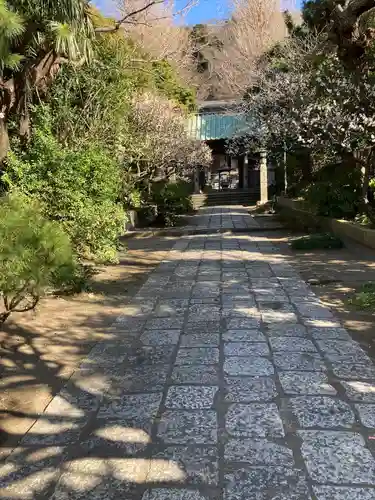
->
xmin=191 ymin=190 xmax=260 ymax=209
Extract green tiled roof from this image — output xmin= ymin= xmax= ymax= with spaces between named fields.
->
xmin=187 ymin=113 xmax=249 ymax=141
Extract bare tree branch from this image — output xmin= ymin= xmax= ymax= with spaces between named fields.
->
xmin=206 ymin=0 xmax=289 ymax=97
xmin=122 ymin=1 xmax=199 ymax=87
xmin=95 ymin=1 xmax=163 ymax=32
xmin=95 ymin=0 xmax=198 ymax=33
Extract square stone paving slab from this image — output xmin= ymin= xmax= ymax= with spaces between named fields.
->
xmin=303 ymin=318 xmax=342 ymax=329
xmin=274 ymin=353 xmax=327 ymax=372
xmin=170 ymin=365 xmax=218 ymax=385
xmin=146 ymin=318 xmax=185 ymax=330
xmin=224 ymin=466 xmax=310 ymax=500
xmin=226 ymin=318 xmax=261 ymax=330
xmin=165 ymin=386 xmax=218 ymax=409
xmin=316 ymin=339 xmax=369 ymax=358
xmin=251 ymin=278 xmax=280 ymax=287
xmin=180 ymin=333 xmax=220 ymax=347
xmin=188 ymin=305 xmax=221 ymax=321
xmin=333 ymin=362 xmax=375 ymax=380
xmin=225 ymin=439 xmax=294 ymax=466
xmin=224 ymin=356 xmax=274 ymax=377
xmin=279 ymin=372 xmax=337 ymax=396
xmin=290 ymin=396 xmax=354 ymax=429
xmin=154 ymin=303 xmax=188 ymax=318
xmin=247 ymin=267 xmax=273 ymax=278
xmin=114 ymin=318 xmax=146 ymax=331
xmin=189 ymin=297 xmax=221 ymax=304
xmin=175 ymin=348 xmax=219 ymax=366
xmin=152 ymin=446 xmax=218 ymax=485
xmin=123 ymin=346 xmax=176 ymax=367
xmin=355 ymin=403 xmax=375 ymax=428
xmin=184 ymin=322 xmax=220 ymax=335
xmin=267 ymin=324 xmax=308 ymax=337
xmin=270 ymin=338 xmax=317 ymax=353
xmin=313 ymin=486 xmax=375 ymax=500
xmin=157 ymin=410 xmax=217 ymax=444
xmin=223 ymin=330 xmax=266 ymax=342
xmin=224 ymin=377 xmax=277 ymax=403
xmin=323 ymin=352 xmax=372 ymax=365
xmin=262 ymin=311 xmax=299 ymax=324
xmin=258 ymin=301 xmax=295 ymax=312
xmin=256 ymin=292 xmax=290 ymax=302
xmin=98 ymin=393 xmax=162 ymax=420
xmin=74 ymin=419 xmax=152 ymax=455
xmin=341 ymin=380 xmax=375 ymax=402
xmin=309 ymin=327 xmax=352 ymax=341
xmin=222 ymin=295 xmax=255 ymax=306
xmin=295 ymin=304 xmax=334 ymax=319
xmin=140 ymin=330 xmax=180 ymax=346
xmin=114 ymin=364 xmax=169 ymax=394
xmin=224 ymin=342 xmax=270 ymax=357
xmin=299 ymin=431 xmax=375 ymax=484
xmin=226 ymin=403 xmax=285 ymax=438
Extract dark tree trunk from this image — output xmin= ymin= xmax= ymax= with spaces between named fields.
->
xmin=0 ymin=117 xmax=9 ymax=162
xmin=0 ymin=311 xmax=11 ymax=325
xmin=0 ymin=50 xmax=61 ymax=160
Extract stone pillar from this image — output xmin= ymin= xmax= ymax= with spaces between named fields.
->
xmin=260 ymin=150 xmax=268 ymax=204
xmin=231 ymin=157 xmax=238 ymax=189
xmin=243 ymin=155 xmax=249 ymax=188
xmin=206 ymin=167 xmax=211 ymax=187
xmin=194 ymin=166 xmax=200 ymax=193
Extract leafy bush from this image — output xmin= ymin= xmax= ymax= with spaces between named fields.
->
xmin=303 ymin=180 xmax=360 ymax=219
xmin=349 ymin=282 xmax=375 ymax=310
xmin=55 ymin=263 xmax=96 ymax=295
xmin=291 ymin=233 xmax=343 ymax=250
xmin=151 ymin=60 xmax=196 ymax=112
xmin=125 ymin=189 xmax=143 ymax=210
xmin=0 ymin=193 xmax=77 ymax=324
xmin=65 ymin=198 xmax=125 ymax=264
xmin=152 ymin=181 xmax=193 ymax=227
xmin=6 ymin=106 xmax=125 ymax=263
xmin=301 ymin=160 xmax=362 ymax=221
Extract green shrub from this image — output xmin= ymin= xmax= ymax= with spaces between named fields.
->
xmin=0 ymin=193 xmax=77 ymax=324
xmin=55 ymin=263 xmax=96 ymax=295
xmin=6 ymin=106 xmax=125 ymax=263
xmin=152 ymin=181 xmax=193 ymax=227
xmin=291 ymin=233 xmax=343 ymax=250
xmin=349 ymin=282 xmax=375 ymax=310
xmin=303 ymin=180 xmax=360 ymax=219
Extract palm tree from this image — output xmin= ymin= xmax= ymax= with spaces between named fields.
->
xmin=0 ymin=0 xmax=94 ymax=160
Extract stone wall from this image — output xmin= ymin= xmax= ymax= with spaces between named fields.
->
xmin=277 ymin=196 xmax=375 ymax=250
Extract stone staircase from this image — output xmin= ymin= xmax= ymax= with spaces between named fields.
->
xmin=191 ymin=189 xmax=260 ymax=209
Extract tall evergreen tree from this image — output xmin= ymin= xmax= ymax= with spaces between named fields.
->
xmin=0 ymin=0 xmax=94 ymax=160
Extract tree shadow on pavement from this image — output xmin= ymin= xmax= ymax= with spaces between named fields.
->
xmin=2 ymin=231 xmax=375 ymax=499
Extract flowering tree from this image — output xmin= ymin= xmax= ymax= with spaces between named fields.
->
xmin=247 ymin=50 xmax=374 ymax=210
xmin=121 ymin=91 xmax=211 ymax=199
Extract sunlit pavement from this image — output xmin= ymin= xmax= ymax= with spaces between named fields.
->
xmin=2 ymin=207 xmax=375 ymax=499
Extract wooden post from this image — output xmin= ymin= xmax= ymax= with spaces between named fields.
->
xmin=260 ymin=150 xmax=268 ymax=204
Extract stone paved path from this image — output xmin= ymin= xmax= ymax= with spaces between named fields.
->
xmin=184 ymin=206 xmax=260 ymax=231
xmin=2 ymin=208 xmax=375 ymax=499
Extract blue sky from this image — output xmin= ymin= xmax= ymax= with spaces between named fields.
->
xmin=92 ymin=0 xmax=302 ymax=25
